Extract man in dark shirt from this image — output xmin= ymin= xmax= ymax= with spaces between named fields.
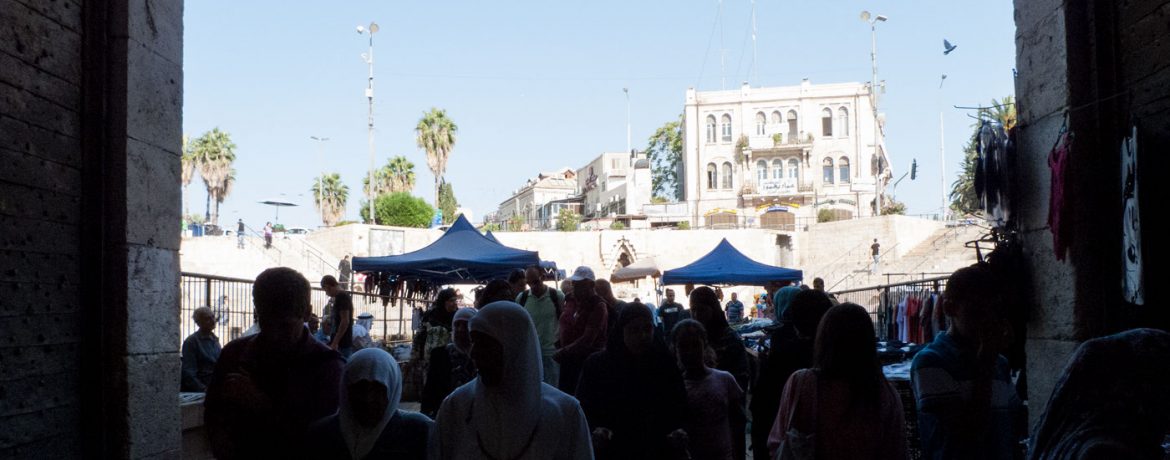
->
xmin=322 ymin=275 xmax=354 ymax=359
xmin=181 ymin=306 xmax=221 ymax=392
xmin=657 ymin=288 xmax=690 ymax=336
xmin=871 ymin=238 xmax=881 ymax=273
xmin=236 ymin=219 xmax=246 ymax=249
xmin=337 ymin=255 xmax=352 ymax=290
xmin=204 ymin=267 xmax=344 ymax=460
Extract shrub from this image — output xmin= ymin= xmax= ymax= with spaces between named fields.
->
xmin=360 ymin=192 xmax=435 ymax=228
xmin=676 ymin=221 xmax=691 ymax=230
xmin=610 ymin=221 xmax=627 ymax=230
xmin=817 ymin=209 xmax=837 ymax=223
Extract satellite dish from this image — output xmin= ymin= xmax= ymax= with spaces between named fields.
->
xmin=860 ymin=10 xmax=871 ymax=22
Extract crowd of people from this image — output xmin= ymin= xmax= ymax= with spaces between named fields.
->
xmin=179 ymin=263 xmax=1170 ymax=459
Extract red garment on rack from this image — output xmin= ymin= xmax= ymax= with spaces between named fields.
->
xmin=906 ymin=296 xmax=922 ymax=344
xmin=1048 ymin=131 xmax=1072 ymax=261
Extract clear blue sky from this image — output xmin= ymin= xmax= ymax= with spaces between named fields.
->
xmin=183 ymin=0 xmax=1016 ymax=228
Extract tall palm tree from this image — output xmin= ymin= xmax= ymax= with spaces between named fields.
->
xmin=312 ymin=173 xmax=349 ymax=226
xmin=363 ymin=155 xmax=417 ymax=196
xmin=181 ymin=134 xmax=196 ymax=218
xmin=191 ymin=128 xmax=237 ymax=225
xmin=212 ymin=169 xmax=237 ymax=224
xmin=416 ymin=108 xmax=458 ymax=206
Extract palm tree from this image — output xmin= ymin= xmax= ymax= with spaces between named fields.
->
xmin=312 ymin=173 xmax=349 ymax=226
xmin=213 ymin=169 xmax=237 ymax=223
xmin=181 ymin=134 xmax=196 ymax=217
xmin=416 ymin=108 xmax=458 ymax=206
xmin=190 ymin=128 xmax=237 ymax=225
xmin=363 ymin=155 xmax=417 ymax=196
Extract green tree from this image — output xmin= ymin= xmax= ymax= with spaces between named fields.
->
xmin=190 ymin=128 xmax=237 ymax=225
xmin=507 ymin=214 xmax=524 ymax=232
xmin=950 ymin=96 xmax=1015 ymax=214
xmin=364 ymin=155 xmax=417 ymax=196
xmin=311 ymin=172 xmax=349 ymax=226
xmin=416 ymin=108 xmax=458 ymax=207
xmin=557 ymin=208 xmax=580 ymax=232
xmin=882 ymin=199 xmax=907 ymax=215
xmin=646 ymin=114 xmax=684 ymax=201
xmin=610 ymin=221 xmax=626 ymax=230
xmin=438 ymin=180 xmax=459 ymax=224
xmin=359 ymin=192 xmax=434 ymax=228
xmin=482 ymin=222 xmax=501 ymax=232
xmin=817 ymin=208 xmax=837 ymax=223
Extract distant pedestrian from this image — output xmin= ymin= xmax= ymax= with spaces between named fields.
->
xmin=236 ymin=219 xmax=246 ymax=249
xmin=813 ymin=277 xmax=841 ymax=305
xmin=657 ymin=288 xmax=690 ymax=337
xmin=264 ymin=222 xmax=274 ymax=248
xmin=725 ymin=292 xmax=745 ymax=323
xmin=338 ymin=255 xmax=352 ymax=290
xmin=507 ymin=268 xmax=527 ymax=301
xmin=871 ymin=238 xmax=881 ymax=273
xmin=517 ymin=265 xmax=564 ymax=386
xmin=555 ymin=266 xmax=608 ymax=395
xmin=322 ymin=275 xmax=355 ymax=359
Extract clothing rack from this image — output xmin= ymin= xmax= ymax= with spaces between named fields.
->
xmin=880 ymin=280 xmax=947 ymax=344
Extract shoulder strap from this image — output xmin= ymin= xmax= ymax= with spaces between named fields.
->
xmin=519 ymin=290 xmax=529 ymax=306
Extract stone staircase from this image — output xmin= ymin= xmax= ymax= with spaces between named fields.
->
xmin=179 ymin=233 xmax=339 ymax=283
xmin=811 ymin=224 xmax=985 ymax=291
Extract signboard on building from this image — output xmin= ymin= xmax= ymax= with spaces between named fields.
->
xmin=759 ymin=178 xmax=797 ymax=195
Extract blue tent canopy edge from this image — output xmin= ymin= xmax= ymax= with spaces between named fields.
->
xmin=661 ymin=238 xmax=802 ymax=286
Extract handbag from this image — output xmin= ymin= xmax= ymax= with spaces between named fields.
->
xmin=774 ymin=371 xmax=819 ymax=460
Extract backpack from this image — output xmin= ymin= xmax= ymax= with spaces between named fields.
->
xmin=519 ymin=288 xmax=563 ymax=320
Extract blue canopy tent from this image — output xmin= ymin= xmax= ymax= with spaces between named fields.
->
xmin=353 ymin=215 xmax=540 ymax=284
xmin=662 ymin=238 xmax=803 ymax=286
xmin=484 ymin=230 xmax=501 ymax=245
xmin=482 ymin=230 xmax=562 ymax=280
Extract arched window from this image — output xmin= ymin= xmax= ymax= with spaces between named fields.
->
xmin=788 ymin=158 xmax=799 ymax=179
xmin=705 ymin=115 xmax=717 ymax=143
xmin=838 ymin=107 xmax=849 ymax=136
xmin=707 ymin=163 xmax=717 ymax=189
xmin=772 ymin=159 xmax=784 ymax=180
xmin=838 ymin=156 xmax=851 ymax=183
xmin=771 ymin=111 xmax=782 ymax=125
xmin=755 ymin=112 xmax=766 ymax=136
xmin=787 ymin=110 xmax=798 ymax=139
xmin=821 ymin=108 xmax=833 ymax=137
xmin=722 ymin=162 xmax=733 ymax=189
xmin=721 ymin=114 xmax=733 ymax=142
xmin=822 ymin=157 xmax=835 ymax=184
xmin=756 ymin=160 xmax=768 ymax=182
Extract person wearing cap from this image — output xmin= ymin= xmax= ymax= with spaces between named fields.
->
xmin=554 ymin=266 xmax=609 ymax=396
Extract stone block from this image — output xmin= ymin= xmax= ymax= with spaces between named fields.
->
xmin=1011 ymin=116 xmax=1064 ymax=231
xmin=1013 ymin=0 xmax=1064 ymax=34
xmin=0 ymin=114 xmax=83 ymax=166
xmin=0 ymin=147 xmax=82 ymax=196
xmin=0 ymin=2 xmax=82 ymax=84
xmin=0 ymin=182 xmax=80 ymax=224
xmin=0 ymin=248 xmax=81 ymax=285
xmin=0 ymin=369 xmax=79 ymax=417
xmin=0 ymin=342 xmax=80 ymax=382
xmin=0 ymin=404 xmax=81 ymax=452
xmin=0 ymin=79 xmax=81 ymax=137
xmin=1025 ymin=338 xmax=1080 ymax=429
xmin=1015 ymin=9 xmax=1068 ymax=124
xmin=0 ymin=279 xmax=80 ymax=317
xmin=0 ymin=215 xmax=80 ymax=254
xmin=123 ymin=352 xmax=181 ymax=459
xmin=125 ymin=245 xmax=180 ymax=354
xmin=125 ymin=138 xmax=181 ymax=250
xmin=0 ymin=311 xmax=82 ymax=348
xmin=1022 ymin=232 xmax=1077 ymax=340
xmin=0 ymin=47 xmax=80 ymax=110
xmin=110 ymin=0 xmax=183 ymax=67
xmin=8 ymin=0 xmax=83 ymax=32
xmin=120 ymin=38 xmax=183 ymax=154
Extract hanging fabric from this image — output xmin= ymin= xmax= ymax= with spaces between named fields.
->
xmin=974 ymin=122 xmax=1015 ymax=228
xmin=1120 ymin=125 xmax=1145 ymax=305
xmin=1048 ymin=125 xmax=1073 ymax=261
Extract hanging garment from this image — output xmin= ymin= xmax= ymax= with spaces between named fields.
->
xmin=1120 ymin=126 xmax=1145 ymax=305
xmin=1048 ymin=129 xmax=1073 ymax=261
xmin=975 ymin=122 xmax=1015 ymax=228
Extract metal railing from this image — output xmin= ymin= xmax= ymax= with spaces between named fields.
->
xmin=831 ymin=275 xmax=949 ymax=341
xmin=179 ymin=272 xmax=428 ymax=347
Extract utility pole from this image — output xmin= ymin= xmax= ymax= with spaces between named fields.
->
xmin=358 ymin=22 xmax=379 ymax=224
xmin=862 ymin=11 xmax=887 ymax=216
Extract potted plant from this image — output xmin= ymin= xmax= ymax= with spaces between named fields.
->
xmin=772 ymin=133 xmax=783 ymax=146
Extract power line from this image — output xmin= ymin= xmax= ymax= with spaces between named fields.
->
xmin=695 ymin=0 xmax=725 ymax=88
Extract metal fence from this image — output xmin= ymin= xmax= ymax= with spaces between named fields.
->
xmin=179 ymin=272 xmax=429 ymax=346
xmin=831 ymin=275 xmax=948 ymax=341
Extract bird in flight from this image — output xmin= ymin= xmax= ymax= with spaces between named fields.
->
xmin=943 ymin=39 xmax=958 ymax=55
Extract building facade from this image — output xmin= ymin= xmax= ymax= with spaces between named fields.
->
xmin=576 ymin=151 xmax=652 ymax=225
xmin=492 ymin=168 xmax=578 ymax=230
xmin=682 ymin=80 xmax=892 ymax=229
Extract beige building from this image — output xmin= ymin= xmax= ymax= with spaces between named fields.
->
xmin=682 ymin=80 xmax=892 ymax=229
xmin=576 ymin=151 xmax=653 ymax=228
xmin=492 ymin=168 xmax=579 ymax=230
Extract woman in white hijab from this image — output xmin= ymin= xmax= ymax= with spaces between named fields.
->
xmin=433 ymin=301 xmax=593 ymax=460
xmin=307 ymin=348 xmax=433 ymax=459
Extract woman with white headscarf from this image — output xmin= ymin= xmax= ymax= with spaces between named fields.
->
xmin=433 ymin=301 xmax=593 ymax=460
xmin=307 ymin=348 xmax=433 ymax=459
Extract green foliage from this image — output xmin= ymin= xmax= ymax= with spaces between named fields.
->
xmin=185 ymin=213 xmax=206 ymax=225
xmin=610 ymin=221 xmax=626 ymax=230
xmin=311 ymin=172 xmax=349 ymax=226
xmin=650 ymin=196 xmax=669 ymax=204
xmin=735 ymin=134 xmax=750 ymax=153
xmin=882 ymin=199 xmax=907 ymax=215
xmin=190 ymin=127 xmax=238 ymax=225
xmin=647 ymin=114 xmax=684 ymax=201
xmin=417 ymin=108 xmax=458 ymax=206
xmin=364 ymin=156 xmax=417 ymax=196
xmin=438 ymin=180 xmax=459 ymax=224
xmin=817 ymin=208 xmax=837 ymax=223
xmin=360 ymin=192 xmax=435 ymax=228
xmin=507 ymin=214 xmax=524 ymax=232
xmin=482 ymin=223 xmax=501 ymax=232
xmin=676 ymin=221 xmax=691 ymax=230
xmin=273 ymin=224 xmax=286 ymax=232
xmin=557 ymin=208 xmax=580 ymax=232
xmin=335 ymin=220 xmax=359 ymax=226
xmin=772 ymin=133 xmax=783 ymax=146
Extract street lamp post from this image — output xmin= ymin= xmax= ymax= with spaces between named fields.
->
xmin=623 ymin=88 xmax=631 ymax=154
xmin=862 ymin=11 xmax=887 ymax=216
xmin=310 ymin=136 xmax=330 ymax=224
xmin=358 ymin=22 xmax=379 ymax=224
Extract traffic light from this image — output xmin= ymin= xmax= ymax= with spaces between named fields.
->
xmin=911 ymin=159 xmax=918 ymax=180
